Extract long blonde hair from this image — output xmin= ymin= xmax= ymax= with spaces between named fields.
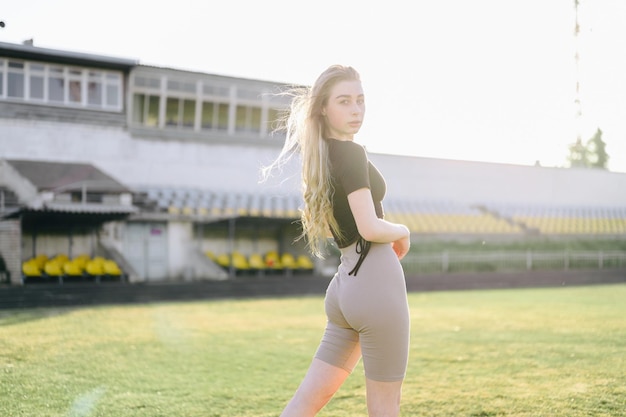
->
xmin=262 ymin=65 xmax=361 ymax=257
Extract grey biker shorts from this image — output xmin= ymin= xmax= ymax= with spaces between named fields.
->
xmin=314 ymin=241 xmax=410 ymax=382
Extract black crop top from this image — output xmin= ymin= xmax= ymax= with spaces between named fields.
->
xmin=325 ymin=138 xmax=387 ymax=274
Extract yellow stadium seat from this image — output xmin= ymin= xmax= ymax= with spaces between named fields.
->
xmin=33 ymin=254 xmax=48 ymax=269
xmin=54 ymin=253 xmax=69 ymax=261
xmin=85 ymin=260 xmax=104 ymax=276
xmin=103 ymin=260 xmax=122 ymax=276
xmin=216 ymin=254 xmax=231 ymax=268
xmin=22 ymin=260 xmax=42 ymax=277
xmin=63 ymin=260 xmax=84 ymax=277
xmin=44 ymin=261 xmax=63 ymax=276
xmin=281 ymin=253 xmax=298 ymax=269
xmin=248 ymin=253 xmax=266 ymax=270
xmin=296 ymin=255 xmax=314 ymax=270
xmin=231 ymin=252 xmax=250 ymax=270
xmin=265 ymin=251 xmax=282 ymax=269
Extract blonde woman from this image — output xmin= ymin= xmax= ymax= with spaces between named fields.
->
xmin=264 ymin=65 xmax=411 ymax=417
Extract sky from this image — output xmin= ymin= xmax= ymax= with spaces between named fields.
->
xmin=2 ymin=0 xmax=626 ymax=173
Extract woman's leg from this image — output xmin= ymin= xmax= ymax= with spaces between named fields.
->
xmin=281 ymin=345 xmax=361 ymax=417
xmin=365 ymin=378 xmax=403 ymax=417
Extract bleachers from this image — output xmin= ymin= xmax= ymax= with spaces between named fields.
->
xmin=134 ymin=187 xmax=301 ymax=219
xmin=493 ymin=204 xmax=626 ymax=235
xmin=384 ymin=200 xmax=522 ymax=235
xmin=133 ymin=186 xmax=626 ymax=237
xmin=383 ymin=200 xmax=626 ymax=236
xmin=206 ymin=250 xmax=314 ymax=276
xmin=21 ymin=254 xmax=125 ymax=284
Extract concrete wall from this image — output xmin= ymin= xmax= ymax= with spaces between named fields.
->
xmin=0 ymin=118 xmax=296 ymax=196
xmin=371 ymin=153 xmax=626 ymax=208
xmin=2 ymin=117 xmax=625 ymax=209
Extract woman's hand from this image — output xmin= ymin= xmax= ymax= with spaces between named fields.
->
xmin=391 ymin=233 xmax=410 ymax=260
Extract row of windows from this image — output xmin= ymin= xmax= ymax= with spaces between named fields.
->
xmin=132 ymin=93 xmax=283 ymax=135
xmin=130 ymin=73 xmax=287 ymax=136
xmin=0 ymin=57 xmax=288 ymax=137
xmin=0 ymin=58 xmax=123 ymax=111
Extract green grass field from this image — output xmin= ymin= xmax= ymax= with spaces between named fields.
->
xmin=1 ymin=284 xmax=625 ymax=417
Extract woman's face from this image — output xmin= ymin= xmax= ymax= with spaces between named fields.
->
xmin=322 ymin=79 xmax=365 ymax=141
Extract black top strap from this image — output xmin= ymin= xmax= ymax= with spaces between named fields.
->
xmin=348 ymin=237 xmax=371 ymax=276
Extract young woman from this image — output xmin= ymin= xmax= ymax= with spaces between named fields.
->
xmin=263 ymin=65 xmax=411 ymax=417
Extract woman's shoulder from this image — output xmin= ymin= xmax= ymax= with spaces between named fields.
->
xmin=327 ymin=139 xmax=368 ymax=169
xmin=325 ymin=138 xmax=366 ymax=153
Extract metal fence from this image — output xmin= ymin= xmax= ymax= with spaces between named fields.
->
xmin=401 ymin=250 xmax=626 ymax=274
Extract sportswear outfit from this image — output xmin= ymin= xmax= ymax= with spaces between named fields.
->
xmin=314 ymin=138 xmax=410 ymax=382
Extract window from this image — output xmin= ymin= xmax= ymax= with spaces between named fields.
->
xmin=165 ymin=97 xmax=197 ymax=128
xmin=165 ymin=97 xmax=178 ymax=126
xmin=87 ymin=71 xmax=103 ymax=106
xmin=105 ymin=73 xmax=121 ymax=108
xmin=201 ymin=101 xmax=214 ymax=129
xmin=181 ymin=99 xmax=195 ymax=127
xmin=7 ymin=61 xmax=24 ymax=98
xmin=68 ymin=69 xmax=82 ymax=104
xmin=48 ymin=66 xmax=64 ymax=102
xmin=167 ymin=79 xmax=195 ymax=94
xmin=133 ymin=93 xmax=159 ymax=127
xmin=134 ymin=75 xmax=160 ymax=89
xmin=216 ymin=102 xmax=229 ymax=131
xmin=203 ymin=84 xmax=229 ymax=97
xmin=200 ymin=101 xmax=230 ymax=131
xmin=235 ymin=105 xmax=262 ymax=133
xmin=0 ymin=59 xmax=122 ymax=111
xmin=28 ymin=63 xmax=45 ymax=100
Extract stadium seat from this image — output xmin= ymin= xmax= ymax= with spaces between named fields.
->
xmin=103 ymin=260 xmax=122 ymax=276
xmin=22 ymin=260 xmax=42 ymax=277
xmin=231 ymin=252 xmax=250 ymax=270
xmin=280 ymin=253 xmax=298 ymax=269
xmin=71 ymin=254 xmax=90 ymax=270
xmin=33 ymin=254 xmax=49 ymax=269
xmin=248 ymin=253 xmax=266 ymax=270
xmin=51 ymin=254 xmax=70 ymax=266
xmin=85 ymin=260 xmax=105 ymax=276
xmin=296 ymin=255 xmax=314 ymax=271
xmin=215 ymin=254 xmax=231 ymax=268
xmin=63 ymin=260 xmax=84 ymax=277
xmin=44 ymin=261 xmax=64 ymax=277
xmin=264 ymin=251 xmax=282 ymax=270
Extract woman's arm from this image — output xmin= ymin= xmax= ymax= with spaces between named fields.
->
xmin=347 ymin=188 xmax=410 ymax=244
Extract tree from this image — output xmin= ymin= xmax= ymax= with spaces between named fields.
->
xmin=566 ymin=128 xmax=609 ymax=169
xmin=586 ymin=128 xmax=609 ymax=169
xmin=567 ymin=138 xmax=588 ymax=168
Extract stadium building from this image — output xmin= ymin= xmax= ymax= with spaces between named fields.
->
xmin=1 ymin=41 xmax=625 ymax=287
